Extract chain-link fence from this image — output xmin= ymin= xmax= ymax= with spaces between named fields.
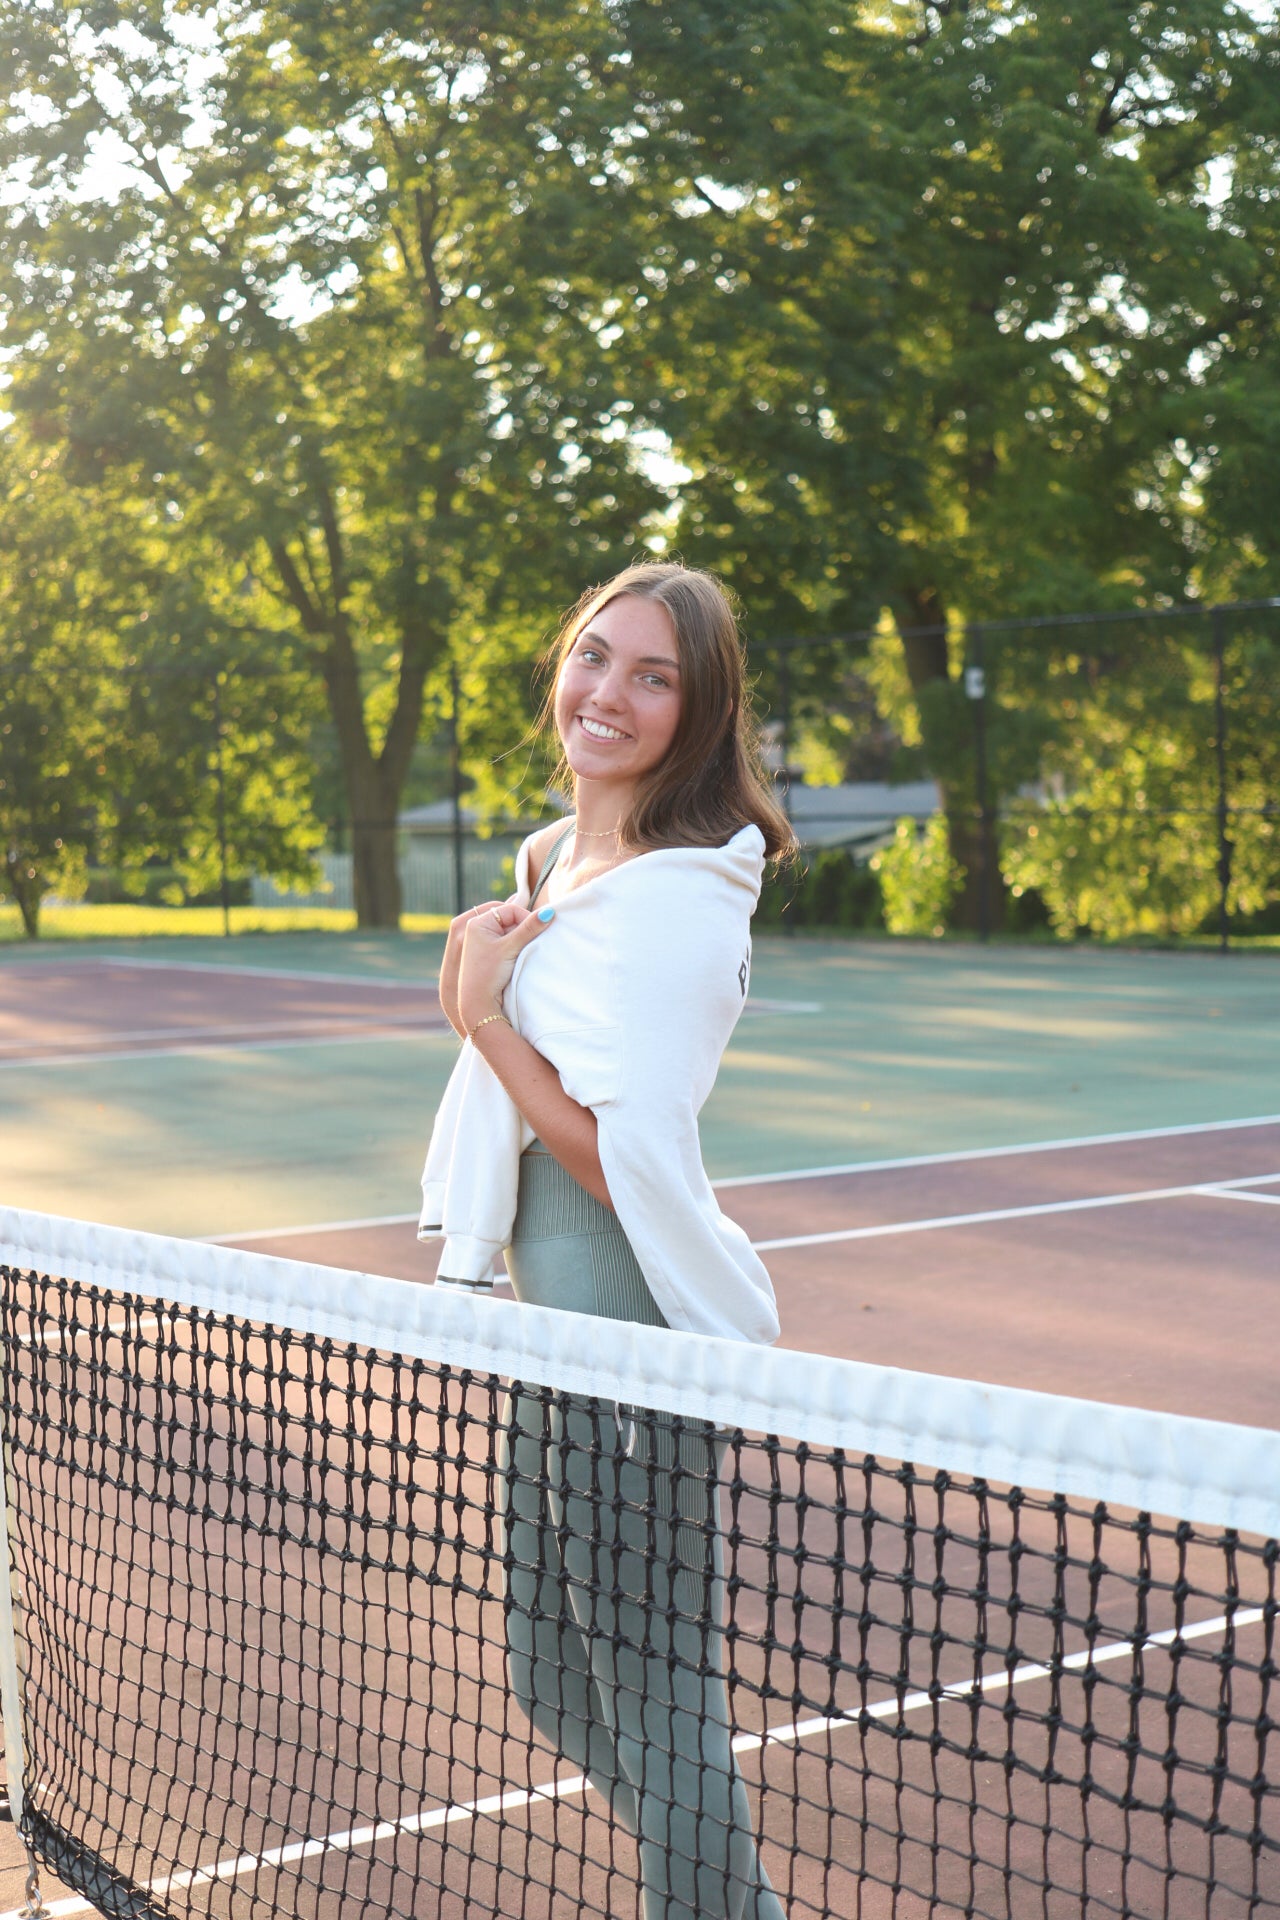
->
xmin=7 ymin=600 xmax=1277 ymax=943
xmin=761 ymin=599 xmax=1280 ymax=947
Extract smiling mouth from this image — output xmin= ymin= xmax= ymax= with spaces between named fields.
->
xmin=577 ymin=715 xmax=630 ymax=742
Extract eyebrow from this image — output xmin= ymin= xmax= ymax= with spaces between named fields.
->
xmin=578 ymin=628 xmax=681 ymax=671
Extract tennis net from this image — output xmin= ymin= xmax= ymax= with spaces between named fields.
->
xmin=0 ymin=1207 xmax=1275 ymax=1920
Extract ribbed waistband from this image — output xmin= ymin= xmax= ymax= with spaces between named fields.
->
xmin=513 ymin=1142 xmax=620 ymax=1241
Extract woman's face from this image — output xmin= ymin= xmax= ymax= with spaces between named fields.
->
xmin=554 ymin=593 xmax=683 ymax=793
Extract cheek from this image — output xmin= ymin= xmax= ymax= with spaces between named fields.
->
xmin=553 ymin=669 xmax=577 ymax=739
xmin=644 ymin=695 xmax=683 ymax=762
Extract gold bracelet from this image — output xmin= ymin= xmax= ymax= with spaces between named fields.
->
xmin=468 ymin=1011 xmax=511 ymax=1043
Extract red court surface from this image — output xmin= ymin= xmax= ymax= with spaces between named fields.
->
xmin=0 ymin=957 xmax=448 ymax=1065
xmin=218 ymin=1118 xmax=1280 ymax=1432
xmin=2 ymin=950 xmax=1276 ymax=1918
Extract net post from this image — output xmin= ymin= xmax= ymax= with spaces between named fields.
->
xmin=0 ymin=1403 xmax=47 ymax=1918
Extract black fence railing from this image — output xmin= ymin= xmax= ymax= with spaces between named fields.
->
xmin=6 ymin=601 xmax=1278 ymax=945
xmin=759 ymin=599 xmax=1280 ymax=948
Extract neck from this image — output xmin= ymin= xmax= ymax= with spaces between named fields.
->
xmin=572 ymin=777 xmax=633 ymax=840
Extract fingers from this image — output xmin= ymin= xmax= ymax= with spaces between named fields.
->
xmin=460 ymin=898 xmax=555 ymax=952
xmin=449 ymin=900 xmax=503 ymax=941
xmin=508 ymin=902 xmax=555 ymax=949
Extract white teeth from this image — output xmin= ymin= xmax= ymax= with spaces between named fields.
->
xmin=579 ymin=717 xmax=627 ymax=741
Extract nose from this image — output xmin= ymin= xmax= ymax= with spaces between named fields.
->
xmin=591 ymin=663 xmax=628 ymax=712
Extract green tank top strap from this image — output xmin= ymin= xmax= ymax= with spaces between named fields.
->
xmin=528 ymin=823 xmax=576 ymax=908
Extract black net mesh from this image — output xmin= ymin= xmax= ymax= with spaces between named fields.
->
xmin=0 ymin=1266 xmax=1275 ymax=1919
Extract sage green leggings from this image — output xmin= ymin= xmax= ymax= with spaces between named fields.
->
xmin=501 ymin=1148 xmax=786 ymax=1920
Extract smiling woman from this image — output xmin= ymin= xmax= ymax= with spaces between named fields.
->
xmin=418 ymin=560 xmax=795 ymax=1920
xmin=552 ymin=592 xmax=684 ymax=821
xmin=541 ymin=563 xmax=794 ymax=858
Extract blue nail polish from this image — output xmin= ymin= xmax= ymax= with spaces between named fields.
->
xmin=537 ymin=906 xmax=555 ymax=923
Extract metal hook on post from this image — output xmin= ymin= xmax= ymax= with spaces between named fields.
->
xmin=18 ymin=1860 xmax=51 ymax=1920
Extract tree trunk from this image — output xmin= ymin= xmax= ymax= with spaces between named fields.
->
xmin=6 ymin=852 xmax=41 ymax=938
xmin=6 ymin=867 xmax=41 ymax=933
xmin=339 ymin=751 xmax=405 ymax=930
xmin=319 ymin=636 xmax=411 ymax=932
xmin=894 ymin=586 xmax=989 ymax=933
xmin=352 ymin=812 xmax=403 ymax=927
xmin=944 ymin=808 xmax=987 ymax=934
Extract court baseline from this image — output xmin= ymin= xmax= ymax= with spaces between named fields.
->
xmin=209 ymin=1113 xmax=1280 ymax=1251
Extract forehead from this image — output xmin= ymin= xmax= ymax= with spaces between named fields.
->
xmin=576 ymin=592 xmax=678 ymax=662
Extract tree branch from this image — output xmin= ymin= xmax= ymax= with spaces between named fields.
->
xmin=268 ymin=541 xmax=327 ymax=636
xmin=379 ymin=625 xmax=437 ymax=790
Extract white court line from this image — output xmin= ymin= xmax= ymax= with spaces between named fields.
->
xmin=0 ymin=1013 xmax=432 ymax=1059
xmin=1199 ymin=1186 xmax=1280 ymax=1206
xmin=95 ymin=957 xmax=439 ymax=991
xmin=214 ymin=1171 xmax=1280 ymax=1253
xmin=6 ymin=1608 xmax=1260 ymax=1919
xmin=209 ymin=1115 xmax=1280 ymax=1247
xmin=0 ymin=1027 xmax=453 ymax=1075
xmin=741 ymin=997 xmax=822 ymax=1015
xmin=204 ymin=1213 xmax=420 ymax=1245
xmin=713 ymin=1111 xmax=1280 ymax=1188
xmin=752 ymin=1173 xmax=1280 ymax=1252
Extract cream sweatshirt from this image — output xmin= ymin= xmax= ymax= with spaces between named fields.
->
xmin=417 ymin=824 xmax=779 ymax=1345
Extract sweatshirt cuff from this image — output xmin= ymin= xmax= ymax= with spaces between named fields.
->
xmin=434 ymin=1233 xmax=504 ymax=1286
xmin=417 ymin=1181 xmax=444 ymax=1238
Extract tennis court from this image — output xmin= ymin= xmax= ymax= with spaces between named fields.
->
xmin=0 ymin=934 xmax=1276 ymax=1917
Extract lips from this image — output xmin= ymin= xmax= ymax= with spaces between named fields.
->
xmin=578 ymin=715 xmax=630 ymax=742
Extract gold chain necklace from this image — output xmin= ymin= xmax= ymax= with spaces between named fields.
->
xmin=573 ymin=822 xmax=622 ymax=839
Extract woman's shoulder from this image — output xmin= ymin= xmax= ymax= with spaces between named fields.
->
xmin=631 ymin=824 xmax=765 ymax=891
xmin=522 ymin=818 xmax=573 ymax=898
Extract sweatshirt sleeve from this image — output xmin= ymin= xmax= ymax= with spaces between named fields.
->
xmin=417 ymin=826 xmax=544 ymax=1284
xmin=418 ymin=1043 xmax=523 ymax=1284
xmin=549 ymin=833 xmax=779 ymax=1344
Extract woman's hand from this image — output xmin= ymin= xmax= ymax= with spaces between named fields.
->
xmin=439 ymin=900 xmax=504 ymax=1039
xmin=457 ymin=899 xmax=555 ymax=1039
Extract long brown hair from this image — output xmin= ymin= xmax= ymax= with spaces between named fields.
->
xmin=538 ymin=561 xmax=795 ymax=859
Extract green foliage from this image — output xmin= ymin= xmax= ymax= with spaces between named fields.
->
xmin=616 ymin=0 xmax=1280 ymax=930
xmin=870 ymin=818 xmax=964 ymax=938
xmin=625 ymin=0 xmax=1280 ymax=615
xmin=0 ymin=431 xmax=323 ymax=936
xmin=756 ymin=849 xmax=883 ymax=932
xmin=0 ymin=0 xmax=676 ymax=922
xmin=995 ymin=616 xmax=1280 ymax=938
xmin=4 ymin=0 xmax=1280 ymax=945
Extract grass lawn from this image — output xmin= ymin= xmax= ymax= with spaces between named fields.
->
xmin=2 ymin=901 xmax=1275 ymax=949
xmin=0 ymin=903 xmax=453 ymax=942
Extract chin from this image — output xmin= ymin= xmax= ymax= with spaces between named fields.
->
xmin=564 ymin=744 xmax=634 ymax=779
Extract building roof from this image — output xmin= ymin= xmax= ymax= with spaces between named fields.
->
xmin=400 ymin=782 xmax=940 ymax=853
xmin=782 ymin=780 xmax=941 ymax=851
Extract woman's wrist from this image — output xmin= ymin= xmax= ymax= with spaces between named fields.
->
xmin=463 ymin=999 xmax=509 ymax=1044
xmin=468 ymin=1009 xmax=510 ymax=1045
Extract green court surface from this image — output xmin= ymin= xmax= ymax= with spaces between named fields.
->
xmin=1 ymin=933 xmax=1275 ymax=1240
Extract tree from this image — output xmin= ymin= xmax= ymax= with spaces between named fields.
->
xmin=993 ymin=606 xmax=1280 ymax=939
xmin=0 ymin=0 xmax=671 ymax=926
xmin=618 ymin=0 xmax=1280 ymax=918
xmin=0 ymin=430 xmax=322 ymax=936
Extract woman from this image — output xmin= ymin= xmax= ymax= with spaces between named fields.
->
xmin=420 ymin=561 xmax=793 ymax=1919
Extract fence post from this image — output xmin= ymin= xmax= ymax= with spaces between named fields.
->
xmin=1211 ymin=607 xmax=1231 ymax=954
xmin=778 ymin=645 xmax=795 ymax=936
xmin=448 ymin=657 xmax=466 ymax=919
xmin=964 ymin=630 xmax=992 ymax=942
xmin=211 ymin=670 xmax=232 ymax=938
